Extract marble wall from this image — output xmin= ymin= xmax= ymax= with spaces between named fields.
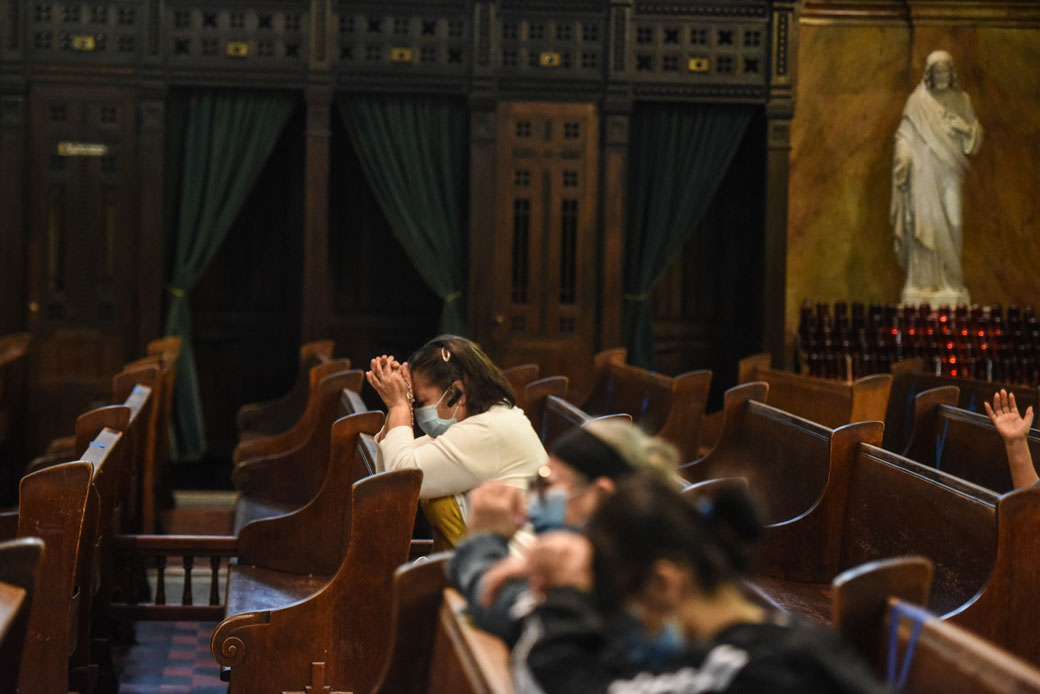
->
xmin=786 ymin=5 xmax=1040 ymax=356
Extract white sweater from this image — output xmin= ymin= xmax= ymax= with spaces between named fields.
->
xmin=376 ymin=404 xmax=547 ymax=499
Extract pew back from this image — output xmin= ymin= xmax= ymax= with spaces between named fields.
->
xmin=904 ymin=403 xmax=1040 ymax=493
xmin=15 ymin=462 xmax=94 ymax=694
xmin=232 ymin=358 xmax=354 ymax=465
xmin=739 ymin=353 xmax=892 ymax=429
xmin=884 ymin=358 xmax=1040 ymax=453
xmin=581 ymin=361 xmax=711 ymax=460
xmin=235 ymin=339 xmax=337 ymax=438
xmin=833 ymin=557 xmax=1040 ymax=693
xmin=840 ymin=446 xmax=998 ymax=615
xmin=372 ymin=554 xmax=452 ymax=694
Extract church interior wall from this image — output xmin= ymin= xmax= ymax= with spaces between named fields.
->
xmin=786 ymin=6 xmax=1040 ymax=356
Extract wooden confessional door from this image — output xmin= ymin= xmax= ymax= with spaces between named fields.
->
xmin=476 ymin=102 xmax=599 ymax=382
xmin=25 ymin=87 xmax=139 ymax=453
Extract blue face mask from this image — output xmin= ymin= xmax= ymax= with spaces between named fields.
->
xmin=527 ymin=488 xmax=569 ymax=534
xmin=414 ymin=388 xmax=458 ymax=438
xmin=622 ymin=617 xmax=688 ymax=672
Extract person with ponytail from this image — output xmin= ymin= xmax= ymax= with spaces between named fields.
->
xmin=512 ymin=477 xmax=885 ymax=694
xmin=366 ymin=335 xmax=546 ymax=550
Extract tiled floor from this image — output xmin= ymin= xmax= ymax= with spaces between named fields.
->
xmin=114 ymin=621 xmax=225 ymax=694
xmin=113 ymin=492 xmax=236 ymax=692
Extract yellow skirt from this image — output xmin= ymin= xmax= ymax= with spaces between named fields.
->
xmin=420 ymin=495 xmax=467 ymax=552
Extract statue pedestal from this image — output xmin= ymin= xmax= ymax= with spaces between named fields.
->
xmin=901 ymin=286 xmax=971 ymax=308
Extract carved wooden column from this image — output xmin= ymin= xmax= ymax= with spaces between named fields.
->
xmin=0 ymin=95 xmax=26 ymax=333
xmin=301 ymin=87 xmax=332 ymax=341
xmin=601 ymin=0 xmax=633 ymax=351
xmin=136 ymin=95 xmax=165 ymax=352
xmin=466 ymin=0 xmax=497 ymax=343
xmin=764 ymin=1 xmax=797 ymax=367
xmin=601 ymin=112 xmax=630 ymax=351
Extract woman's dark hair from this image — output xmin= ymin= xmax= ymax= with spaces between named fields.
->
xmin=408 ymin=335 xmax=516 ymax=415
xmin=586 ymin=476 xmax=763 ymax=612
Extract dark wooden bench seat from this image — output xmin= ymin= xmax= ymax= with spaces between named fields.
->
xmin=236 ymin=339 xmax=336 ymax=441
xmin=884 ymin=357 xmax=1040 ymax=453
xmin=833 ymin=556 xmax=1040 ymax=692
xmin=538 ymin=395 xmax=632 ymax=450
xmin=749 ymin=439 xmax=1040 ymax=664
xmin=904 ymin=400 xmax=1040 ymax=493
xmin=232 ymin=359 xmax=354 ymax=466
xmin=212 ymin=435 xmax=422 ymax=694
xmin=581 ymin=358 xmax=711 ymax=460
xmin=699 ymin=352 xmax=892 ymax=454
xmin=231 ymin=385 xmax=369 ymax=533
xmin=681 ymin=382 xmax=885 ymax=526
xmin=519 ymin=375 xmax=568 ymax=432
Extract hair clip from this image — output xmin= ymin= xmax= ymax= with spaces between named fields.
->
xmin=441 ymin=347 xmax=451 ymax=362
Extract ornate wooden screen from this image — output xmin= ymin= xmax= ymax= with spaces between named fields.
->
xmin=25 ymin=87 xmax=140 ymax=451
xmin=477 ymin=102 xmax=599 ymax=383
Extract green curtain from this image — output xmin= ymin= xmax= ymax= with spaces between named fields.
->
xmin=164 ymin=91 xmax=295 ymax=460
xmin=338 ymin=96 xmax=468 ymax=334
xmin=624 ymin=103 xmax=754 ymax=368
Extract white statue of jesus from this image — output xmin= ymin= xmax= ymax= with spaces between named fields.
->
xmin=891 ymin=50 xmax=983 ymax=307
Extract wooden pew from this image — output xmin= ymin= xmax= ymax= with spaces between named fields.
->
xmin=425 ymin=589 xmax=513 ymax=694
xmin=108 ymin=412 xmax=428 ymax=624
xmin=581 ymin=360 xmax=711 ymax=461
xmin=371 ymin=553 xmax=452 ymax=694
xmin=231 ymin=359 xmax=354 ymax=465
xmin=520 ymin=375 xmax=568 ymax=433
xmin=884 ymin=357 xmax=1040 ymax=453
xmin=504 ymin=363 xmax=540 ymax=405
xmin=230 ymin=368 xmax=364 ymax=531
xmin=236 ymin=339 xmax=337 ymax=441
xmin=903 ymin=400 xmax=1040 ymax=494
xmin=370 ymin=555 xmax=513 ymax=694
xmin=144 ymin=336 xmax=182 ymax=531
xmin=13 ymin=461 xmax=95 ymax=694
xmin=0 ymin=536 xmax=45 ymax=688
xmin=738 ymin=352 xmax=893 ymax=429
xmin=537 ymin=395 xmax=632 ymax=450
xmin=211 ymin=461 xmax=422 ymax=692
xmin=679 ymin=382 xmax=883 ymax=526
xmin=748 ymin=440 xmax=1040 ymax=664
xmin=833 ymin=557 xmax=1040 ymax=693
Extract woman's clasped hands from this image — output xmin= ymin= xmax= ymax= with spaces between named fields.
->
xmin=366 ymin=355 xmax=413 ymax=409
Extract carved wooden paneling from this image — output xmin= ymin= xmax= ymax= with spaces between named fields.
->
xmin=334 ymin=5 xmax=470 ymax=88
xmin=5 ymin=0 xmax=778 ymax=103
xmin=474 ymin=101 xmax=600 ymax=393
xmin=27 ymin=0 xmax=144 ymax=64
xmin=628 ymin=3 xmax=769 ymax=101
xmin=25 ymin=87 xmax=139 ymax=453
xmin=165 ymin=2 xmax=309 ymax=71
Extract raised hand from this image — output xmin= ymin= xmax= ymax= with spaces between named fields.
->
xmin=984 ymin=389 xmax=1034 ymax=443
